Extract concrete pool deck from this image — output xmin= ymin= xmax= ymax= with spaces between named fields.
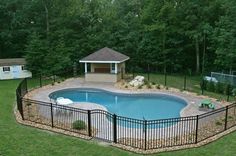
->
xmin=25 ymin=77 xmax=228 ymax=118
xmin=19 ymin=77 xmax=236 ymax=153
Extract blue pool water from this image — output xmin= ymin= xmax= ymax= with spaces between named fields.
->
xmin=49 ymin=88 xmax=187 ymax=120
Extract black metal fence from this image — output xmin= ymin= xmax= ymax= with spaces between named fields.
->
xmin=126 ymin=65 xmax=235 ymax=102
xmin=16 ymin=78 xmax=236 ymax=150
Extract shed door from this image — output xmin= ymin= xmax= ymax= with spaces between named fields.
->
xmin=12 ymin=66 xmax=19 ymax=79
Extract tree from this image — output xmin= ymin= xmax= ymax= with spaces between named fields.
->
xmin=25 ymin=33 xmax=48 ymax=74
xmin=0 ymin=0 xmax=235 ymax=74
xmin=213 ymin=0 xmax=236 ymax=72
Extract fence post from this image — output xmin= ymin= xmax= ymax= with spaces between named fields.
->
xmin=113 ymin=114 xmax=117 ymax=143
xmin=88 ymin=110 xmax=92 ymax=137
xmin=25 ymin=78 xmax=28 ymax=93
xmin=39 ymin=74 xmax=42 ymax=87
xmin=144 ymin=120 xmax=147 ymax=150
xmin=16 ymin=90 xmax=24 ymax=120
xmin=20 ymin=97 xmax=24 ymax=120
xmin=121 ymin=68 xmax=124 ymax=79
xmin=226 ymin=84 xmax=230 ymax=102
xmin=53 ymin=72 xmax=56 ymax=83
xmin=195 ymin=115 xmax=199 ymax=143
xmin=225 ymin=106 xmax=229 ymax=130
xmin=164 ymin=72 xmax=167 ymax=86
xmin=73 ymin=62 xmax=77 ymax=77
xmin=132 ymin=68 xmax=134 ymax=79
xmin=50 ymin=103 xmax=54 ymax=128
xmin=200 ymin=79 xmax=204 ymax=95
xmin=183 ymin=74 xmax=186 ymax=90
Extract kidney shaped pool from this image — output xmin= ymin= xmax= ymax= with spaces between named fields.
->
xmin=49 ymin=88 xmax=187 ymax=120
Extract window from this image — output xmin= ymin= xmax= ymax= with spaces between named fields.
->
xmin=21 ymin=65 xmax=26 ymax=71
xmin=87 ymin=63 xmax=91 ymax=72
xmin=111 ymin=63 xmax=116 ymax=73
xmin=3 ymin=66 xmax=10 ymax=72
xmin=111 ymin=63 xmax=115 ymax=70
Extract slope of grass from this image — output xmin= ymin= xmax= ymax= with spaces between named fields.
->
xmin=0 ymin=79 xmax=236 ymax=156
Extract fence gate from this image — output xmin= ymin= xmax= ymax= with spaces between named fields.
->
xmin=90 ymin=110 xmax=114 ymax=142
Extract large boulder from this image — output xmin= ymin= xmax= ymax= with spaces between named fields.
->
xmin=129 ymin=75 xmax=145 ymax=87
xmin=135 ymin=76 xmax=145 ymax=82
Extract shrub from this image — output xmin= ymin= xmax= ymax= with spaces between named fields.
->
xmin=225 ymin=84 xmax=233 ymax=95
xmin=138 ymin=85 xmax=142 ymax=89
xmin=206 ymin=81 xmax=215 ymax=92
xmin=200 ymin=80 xmax=207 ymax=90
xmin=215 ymin=121 xmax=222 ymax=126
xmin=125 ymin=85 xmax=128 ymax=88
xmin=156 ymin=84 xmax=161 ymax=89
xmin=146 ymin=83 xmax=152 ymax=89
xmin=143 ymin=79 xmax=148 ymax=85
xmin=26 ymin=102 xmax=31 ymax=106
xmin=215 ymin=82 xmax=224 ymax=94
xmin=151 ymin=82 xmax=156 ymax=85
xmin=72 ymin=120 xmax=86 ymax=130
xmin=232 ymin=88 xmax=236 ymax=96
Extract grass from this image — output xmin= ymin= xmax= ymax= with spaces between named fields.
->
xmin=1 ymin=78 xmax=236 ymax=156
xmin=27 ymin=76 xmax=67 ymax=90
xmin=133 ymin=73 xmax=235 ymax=102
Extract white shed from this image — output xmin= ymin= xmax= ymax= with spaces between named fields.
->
xmin=0 ymin=58 xmax=32 ymax=80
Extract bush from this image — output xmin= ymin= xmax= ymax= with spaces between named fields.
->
xmin=206 ymin=81 xmax=215 ymax=92
xmin=72 ymin=120 xmax=86 ymax=130
xmin=232 ymin=88 xmax=236 ymax=96
xmin=143 ymin=79 xmax=148 ymax=85
xmin=200 ymin=80 xmax=207 ymax=90
xmin=138 ymin=85 xmax=142 ymax=89
xmin=215 ymin=121 xmax=222 ymax=126
xmin=151 ymin=82 xmax=156 ymax=85
xmin=225 ymin=84 xmax=233 ymax=95
xmin=156 ymin=84 xmax=161 ymax=89
xmin=215 ymin=82 xmax=224 ymax=94
xmin=146 ymin=83 xmax=152 ymax=89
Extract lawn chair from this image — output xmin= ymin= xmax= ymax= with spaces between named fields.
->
xmin=199 ymin=99 xmax=215 ymax=110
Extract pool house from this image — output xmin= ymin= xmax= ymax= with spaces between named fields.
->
xmin=79 ymin=47 xmax=129 ymax=82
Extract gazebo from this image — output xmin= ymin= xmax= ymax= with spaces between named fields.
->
xmin=79 ymin=47 xmax=129 ymax=82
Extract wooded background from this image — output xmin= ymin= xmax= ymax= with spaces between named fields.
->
xmin=0 ymin=0 xmax=235 ymax=75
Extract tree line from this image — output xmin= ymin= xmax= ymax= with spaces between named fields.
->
xmin=0 ymin=0 xmax=235 ymax=75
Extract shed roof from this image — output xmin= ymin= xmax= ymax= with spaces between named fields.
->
xmin=80 ymin=47 xmax=129 ymax=63
xmin=0 ymin=58 xmax=26 ymax=66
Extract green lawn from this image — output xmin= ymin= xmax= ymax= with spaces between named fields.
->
xmin=132 ymin=73 xmax=235 ymax=102
xmin=1 ymin=79 xmax=236 ymax=156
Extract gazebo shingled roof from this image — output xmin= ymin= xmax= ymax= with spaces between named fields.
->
xmin=80 ymin=47 xmax=129 ymax=62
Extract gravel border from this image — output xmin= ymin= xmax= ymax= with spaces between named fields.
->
xmin=17 ymin=78 xmax=235 ymax=154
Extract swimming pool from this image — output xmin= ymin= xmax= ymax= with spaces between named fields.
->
xmin=49 ymin=88 xmax=187 ymax=120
